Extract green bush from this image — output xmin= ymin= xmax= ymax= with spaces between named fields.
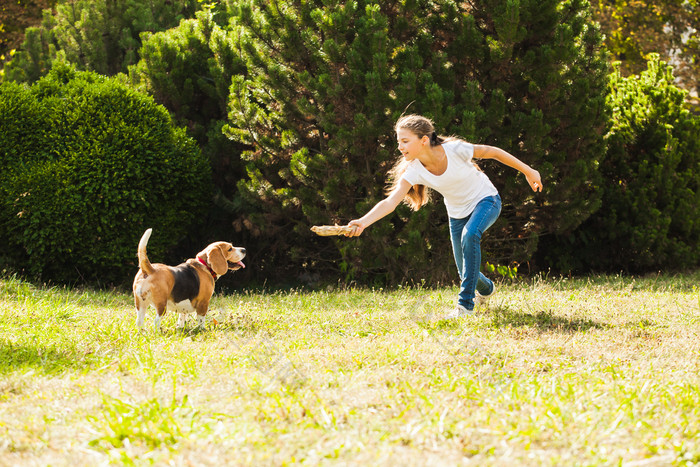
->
xmin=539 ymin=55 xmax=700 ymax=272
xmin=224 ymin=0 xmax=608 ymax=284
xmin=0 ymin=62 xmax=211 ymax=284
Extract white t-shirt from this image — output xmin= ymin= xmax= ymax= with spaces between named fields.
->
xmin=401 ymin=140 xmax=498 ymax=219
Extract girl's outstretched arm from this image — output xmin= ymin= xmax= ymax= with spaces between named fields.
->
xmin=345 ymin=178 xmax=413 ymax=237
xmin=474 ymin=145 xmax=543 ymax=192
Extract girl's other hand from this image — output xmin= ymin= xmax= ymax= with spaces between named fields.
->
xmin=346 ymin=220 xmax=365 ymax=237
xmin=527 ymin=169 xmax=543 ymax=192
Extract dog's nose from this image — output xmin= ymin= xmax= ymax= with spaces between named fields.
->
xmin=241 ymin=248 xmax=246 ymax=255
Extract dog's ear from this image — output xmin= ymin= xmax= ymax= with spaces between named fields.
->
xmin=206 ymin=245 xmax=229 ymax=276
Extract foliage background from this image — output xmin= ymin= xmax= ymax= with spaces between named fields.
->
xmin=593 ymin=0 xmax=700 ymax=105
xmin=0 ymin=0 xmax=699 ymax=287
xmin=0 ymin=0 xmax=55 ymax=66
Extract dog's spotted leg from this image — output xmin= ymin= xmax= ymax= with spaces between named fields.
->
xmin=177 ymin=313 xmax=187 ymax=329
xmin=136 ymin=307 xmax=147 ymax=330
xmin=135 ymin=301 xmax=147 ymax=330
xmin=154 ymin=305 xmax=166 ymax=332
xmin=195 ymin=301 xmax=209 ymax=328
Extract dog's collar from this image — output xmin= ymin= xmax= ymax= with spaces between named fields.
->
xmin=197 ymin=257 xmax=217 ymax=280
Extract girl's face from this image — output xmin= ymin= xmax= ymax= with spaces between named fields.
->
xmin=396 ymin=128 xmax=427 ymax=161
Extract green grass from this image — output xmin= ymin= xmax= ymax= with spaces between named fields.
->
xmin=1 ymin=272 xmax=699 ymax=466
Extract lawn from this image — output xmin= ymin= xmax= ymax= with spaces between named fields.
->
xmin=0 ymin=272 xmax=699 ymax=466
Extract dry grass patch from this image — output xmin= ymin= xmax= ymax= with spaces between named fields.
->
xmin=0 ymin=273 xmax=699 ymax=465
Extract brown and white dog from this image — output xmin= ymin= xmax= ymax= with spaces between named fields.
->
xmin=133 ymin=228 xmax=246 ymax=331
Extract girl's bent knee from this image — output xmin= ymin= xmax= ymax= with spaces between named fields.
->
xmin=461 ymin=229 xmax=482 ymax=246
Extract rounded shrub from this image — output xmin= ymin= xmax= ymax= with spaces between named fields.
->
xmin=0 ymin=62 xmax=211 ymax=284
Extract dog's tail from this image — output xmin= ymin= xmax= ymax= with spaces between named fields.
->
xmin=137 ymin=228 xmax=156 ymax=276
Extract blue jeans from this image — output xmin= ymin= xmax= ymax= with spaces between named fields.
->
xmin=449 ymin=194 xmax=501 ymax=310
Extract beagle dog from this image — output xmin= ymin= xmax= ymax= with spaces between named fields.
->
xmin=133 ymin=228 xmax=246 ymax=331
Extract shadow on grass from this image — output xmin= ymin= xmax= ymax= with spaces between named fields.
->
xmin=0 ymin=339 xmax=93 ymax=374
xmin=486 ymin=306 xmax=609 ymax=333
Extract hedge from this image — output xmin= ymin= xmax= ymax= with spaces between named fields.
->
xmin=0 ymin=62 xmax=211 ymax=284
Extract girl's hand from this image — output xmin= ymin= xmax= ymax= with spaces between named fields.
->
xmin=345 ymin=220 xmax=366 ymax=237
xmin=526 ymin=169 xmax=543 ymax=192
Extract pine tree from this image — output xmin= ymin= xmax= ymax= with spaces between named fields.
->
xmin=0 ymin=0 xmax=55 ymax=72
xmin=224 ymin=0 xmax=608 ymax=284
xmin=2 ymin=0 xmax=204 ymax=83
xmin=128 ymin=8 xmax=252 ymax=258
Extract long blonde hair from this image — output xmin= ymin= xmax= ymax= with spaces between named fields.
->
xmin=387 ymin=114 xmax=450 ymax=211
